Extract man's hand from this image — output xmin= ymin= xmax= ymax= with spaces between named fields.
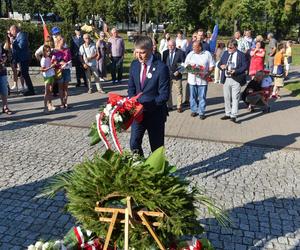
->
xmin=220 ymin=64 xmax=227 ymax=70
xmin=173 ymin=71 xmax=179 ymax=77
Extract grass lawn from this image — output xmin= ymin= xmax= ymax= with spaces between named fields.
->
xmin=285 ymin=81 xmax=300 ymax=98
xmin=291 ymin=44 xmax=300 ymax=66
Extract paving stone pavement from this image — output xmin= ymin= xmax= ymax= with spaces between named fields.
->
xmin=0 ymin=121 xmax=300 ymax=250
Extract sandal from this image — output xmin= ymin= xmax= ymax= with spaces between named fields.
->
xmin=3 ymin=107 xmax=12 ymax=115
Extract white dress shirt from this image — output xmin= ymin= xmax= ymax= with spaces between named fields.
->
xmin=140 ymin=55 xmax=153 ymax=83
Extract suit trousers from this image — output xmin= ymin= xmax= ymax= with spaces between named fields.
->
xmin=19 ymin=60 xmax=34 ymax=93
xmin=167 ymin=79 xmax=183 ymax=109
xmin=130 ymin=112 xmax=165 ymax=156
xmin=223 ymin=78 xmax=241 ymax=118
xmin=111 ymin=56 xmax=123 ymax=83
xmin=74 ymin=59 xmax=87 ymax=85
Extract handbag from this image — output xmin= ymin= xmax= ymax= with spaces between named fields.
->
xmin=287 ymin=56 xmax=292 ymax=64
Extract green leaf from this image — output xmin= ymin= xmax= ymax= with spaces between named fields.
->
xmin=144 ymin=146 xmax=165 ymax=174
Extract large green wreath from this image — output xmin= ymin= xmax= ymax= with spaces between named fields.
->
xmin=45 ymin=147 xmax=227 ymax=249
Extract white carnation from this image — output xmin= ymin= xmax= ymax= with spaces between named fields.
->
xmin=53 ymin=241 xmax=63 ymax=250
xmin=28 ymin=245 xmax=36 ymax=250
xmin=42 ymin=242 xmax=50 ymax=250
xmin=34 ymin=241 xmax=44 ymax=250
xmin=101 ymin=125 xmax=110 ymax=134
xmin=114 ymin=113 xmax=123 ymax=123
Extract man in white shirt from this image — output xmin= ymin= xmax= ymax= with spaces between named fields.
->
xmin=184 ymin=40 xmax=215 ymax=119
xmin=79 ymin=33 xmax=105 ymax=94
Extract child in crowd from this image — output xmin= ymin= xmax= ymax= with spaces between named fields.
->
xmin=284 ymin=40 xmax=292 ymax=78
xmin=40 ymin=45 xmax=56 ymax=113
xmin=272 ymin=43 xmax=285 ymax=98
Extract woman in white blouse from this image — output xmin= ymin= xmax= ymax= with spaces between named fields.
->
xmin=159 ymin=32 xmax=170 ymax=55
xmin=175 ymin=30 xmax=188 ymax=52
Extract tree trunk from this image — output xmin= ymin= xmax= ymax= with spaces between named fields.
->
xmin=138 ymin=8 xmax=142 ymax=34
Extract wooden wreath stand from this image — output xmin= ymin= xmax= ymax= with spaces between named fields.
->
xmin=95 ymin=196 xmax=166 ymax=250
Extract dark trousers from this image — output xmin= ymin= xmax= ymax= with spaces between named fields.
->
xmin=130 ymin=112 xmax=165 ymax=156
xmin=111 ymin=56 xmax=123 ymax=82
xmin=74 ymin=59 xmax=87 ymax=85
xmin=20 ymin=60 xmax=34 ymax=93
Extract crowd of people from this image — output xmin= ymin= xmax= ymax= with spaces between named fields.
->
xmin=155 ymin=29 xmax=293 ymax=122
xmin=0 ymin=22 xmax=294 ymax=124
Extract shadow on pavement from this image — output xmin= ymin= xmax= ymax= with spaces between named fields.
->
xmin=0 ymin=177 xmax=74 ymax=249
xmin=200 ymin=197 xmax=300 ymax=250
xmin=178 ymin=133 xmax=300 ymax=179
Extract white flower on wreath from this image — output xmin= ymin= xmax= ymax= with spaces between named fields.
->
xmin=103 ymin=103 xmax=113 ymax=116
xmin=101 ymin=124 xmax=110 ymax=134
xmin=34 ymin=241 xmax=43 ymax=250
xmin=27 ymin=245 xmax=36 ymax=250
xmin=114 ymin=113 xmax=123 ymax=123
xmin=42 ymin=242 xmax=50 ymax=250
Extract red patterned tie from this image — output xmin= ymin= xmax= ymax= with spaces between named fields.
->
xmin=141 ymin=63 xmax=147 ymax=88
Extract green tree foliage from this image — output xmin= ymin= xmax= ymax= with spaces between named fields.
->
xmin=11 ymin=0 xmax=300 ymax=38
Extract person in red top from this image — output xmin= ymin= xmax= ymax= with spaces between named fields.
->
xmin=249 ymin=41 xmax=265 ymax=78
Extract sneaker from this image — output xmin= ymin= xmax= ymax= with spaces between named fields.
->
xmin=88 ymin=89 xmax=93 ymax=94
xmin=190 ymin=112 xmax=198 ymax=117
xmin=199 ymin=115 xmax=206 ymax=120
xmin=11 ymin=84 xmax=16 ymax=90
xmin=100 ymin=78 xmax=105 ymax=82
xmin=48 ymin=105 xmax=56 ymax=112
xmin=98 ymin=89 xmax=106 ymax=94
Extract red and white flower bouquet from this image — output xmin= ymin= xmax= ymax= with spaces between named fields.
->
xmin=89 ymin=93 xmax=143 ymax=153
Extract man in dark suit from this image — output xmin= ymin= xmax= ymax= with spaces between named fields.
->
xmin=162 ymin=39 xmax=185 ymax=112
xmin=70 ymin=27 xmax=87 ymax=87
xmin=9 ymin=25 xmax=35 ymax=96
xmin=128 ymin=36 xmax=170 ymax=156
xmin=218 ymin=39 xmax=248 ymax=123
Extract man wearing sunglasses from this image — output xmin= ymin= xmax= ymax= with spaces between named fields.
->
xmin=218 ymin=39 xmax=248 ymax=123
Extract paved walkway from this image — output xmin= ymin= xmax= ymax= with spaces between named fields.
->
xmin=0 ymin=67 xmax=300 ymax=249
xmin=2 ymin=67 xmax=300 ymax=149
xmin=0 ymin=121 xmax=300 ymax=249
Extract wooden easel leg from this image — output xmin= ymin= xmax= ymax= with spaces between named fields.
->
xmin=104 ymin=211 xmax=118 ymax=250
xmin=124 ymin=207 xmax=129 ymax=250
xmin=138 ymin=213 xmax=165 ymax=250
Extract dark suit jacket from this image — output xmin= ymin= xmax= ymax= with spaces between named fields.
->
xmin=162 ymin=48 xmax=185 ymax=80
xmin=217 ymin=50 xmax=248 ymax=85
xmin=128 ymin=57 xmax=170 ymax=119
xmin=70 ymin=35 xmax=84 ymax=60
xmin=12 ymin=32 xmax=30 ymax=63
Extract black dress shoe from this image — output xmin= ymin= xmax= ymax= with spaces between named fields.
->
xmin=220 ymin=116 xmax=230 ymax=120
xmin=199 ymin=115 xmax=206 ymax=120
xmin=230 ymin=117 xmax=238 ymax=123
xmin=168 ymin=107 xmax=174 ymax=111
xmin=191 ymin=112 xmax=198 ymax=117
xmin=23 ymin=91 xmax=35 ymax=96
xmin=75 ymin=83 xmax=81 ymax=87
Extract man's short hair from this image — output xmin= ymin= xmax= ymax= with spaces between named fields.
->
xmin=168 ymin=39 xmax=176 ymax=46
xmin=227 ymin=39 xmax=238 ymax=48
xmin=134 ymin=36 xmax=153 ymax=50
xmin=193 ymin=40 xmax=203 ymax=48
